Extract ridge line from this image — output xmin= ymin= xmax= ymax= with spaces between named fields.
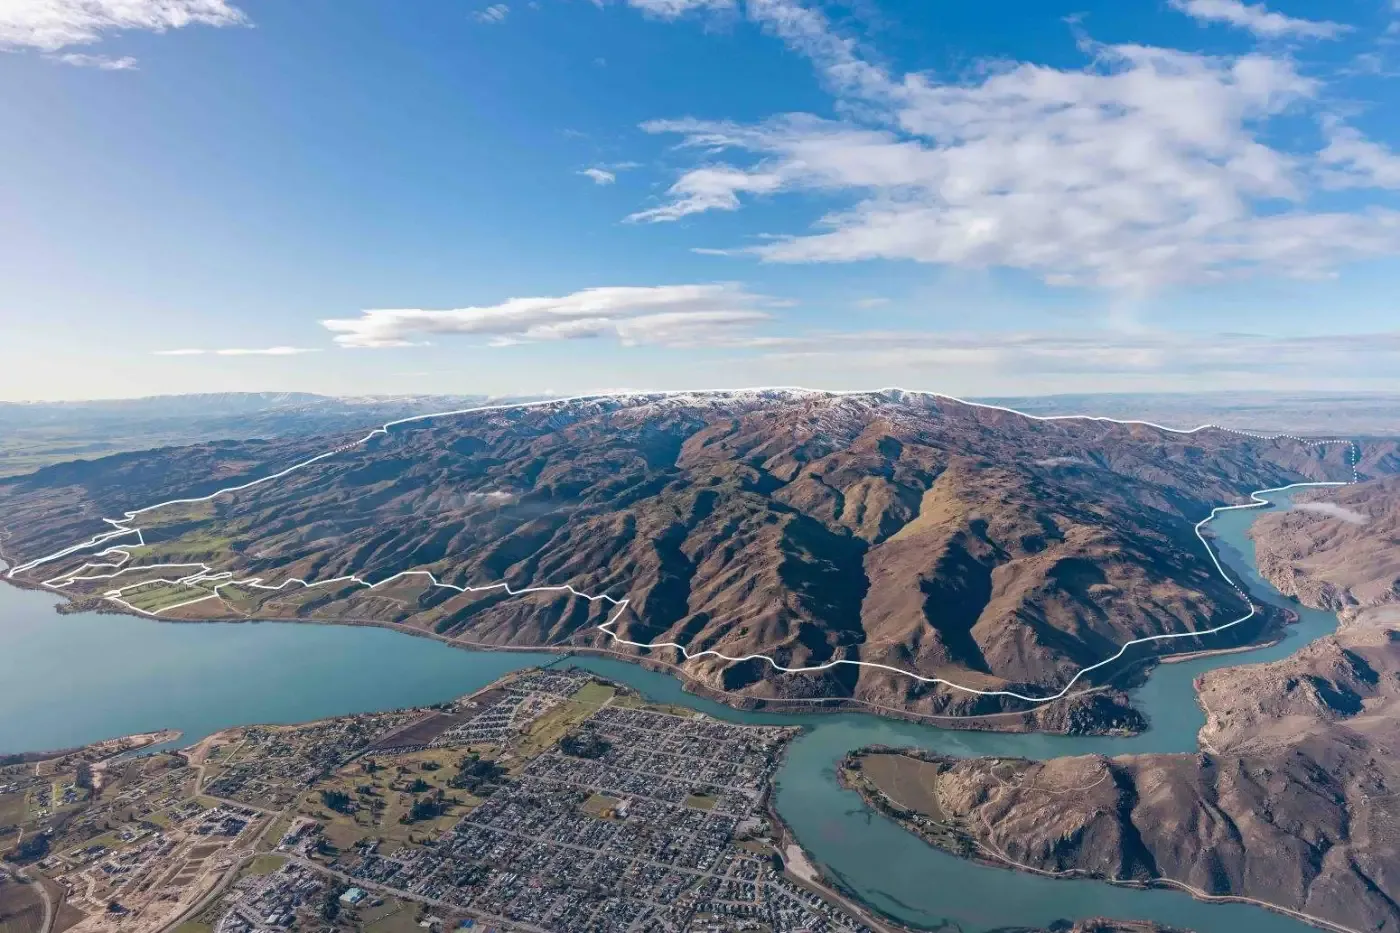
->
xmin=4 ymin=387 xmax=1362 ymax=706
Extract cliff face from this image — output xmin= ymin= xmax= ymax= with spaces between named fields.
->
xmin=854 ymin=477 xmax=1400 ymax=932
xmin=2 ymin=390 xmax=1385 ymax=724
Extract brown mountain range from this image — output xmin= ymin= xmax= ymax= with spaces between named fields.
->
xmin=2 ymin=390 xmax=1389 ymax=725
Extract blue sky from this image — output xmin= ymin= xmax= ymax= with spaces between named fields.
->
xmin=3 ymin=0 xmax=1400 ymax=400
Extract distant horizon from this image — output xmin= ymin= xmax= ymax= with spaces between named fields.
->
xmin=7 ymin=385 xmax=1400 ymax=406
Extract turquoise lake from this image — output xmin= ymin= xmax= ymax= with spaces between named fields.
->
xmin=0 ymin=490 xmax=1341 ymax=932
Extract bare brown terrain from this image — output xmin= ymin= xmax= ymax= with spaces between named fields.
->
xmin=1252 ymin=475 xmax=1400 ymax=612
xmin=0 ymin=873 xmax=45 ymax=933
xmin=2 ymin=390 xmax=1391 ymax=727
xmin=848 ymin=476 xmax=1400 ymax=933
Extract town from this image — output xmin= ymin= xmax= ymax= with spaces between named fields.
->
xmin=3 ymin=667 xmax=897 ymax=933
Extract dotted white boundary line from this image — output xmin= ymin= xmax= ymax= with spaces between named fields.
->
xmin=3 ymin=386 xmax=1362 ymax=705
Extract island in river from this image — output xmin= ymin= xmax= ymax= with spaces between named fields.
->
xmin=843 ymin=479 xmax=1400 ymax=933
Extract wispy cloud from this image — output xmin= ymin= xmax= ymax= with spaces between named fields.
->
xmin=1167 ymin=0 xmax=1347 ymax=39
xmin=579 ymin=162 xmax=641 ymax=185
xmin=853 ymin=297 xmax=890 ymax=309
xmin=621 ymin=0 xmax=735 ymax=16
xmin=0 ymin=0 xmax=247 ymax=53
xmin=1319 ymin=122 xmax=1400 ymax=190
xmin=320 ymin=284 xmax=777 ymax=349
xmin=153 ymin=347 xmax=321 ymax=356
xmin=48 ymin=52 xmax=138 ymax=69
xmin=580 ymin=167 xmax=617 ymax=185
xmin=474 ymin=4 xmax=510 ymax=24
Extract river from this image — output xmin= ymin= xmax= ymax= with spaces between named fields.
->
xmin=0 ymin=490 xmax=1340 ymax=932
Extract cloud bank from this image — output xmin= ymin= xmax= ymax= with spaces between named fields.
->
xmin=320 ymin=284 xmax=777 ymax=348
xmin=618 ymin=0 xmax=1400 ymax=291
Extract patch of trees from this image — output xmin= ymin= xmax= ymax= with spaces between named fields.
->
xmin=6 ymin=834 xmax=49 ymax=863
xmin=75 ymin=762 xmax=94 ymax=790
xmin=408 ymin=778 xmax=431 ymax=793
xmin=559 ymin=730 xmax=610 ymax=760
xmin=322 ymin=884 xmax=347 ymax=921
xmin=320 ymin=789 xmax=354 ymax=814
xmin=402 ymin=790 xmax=450 ymax=823
xmin=450 ymin=754 xmax=505 ymax=795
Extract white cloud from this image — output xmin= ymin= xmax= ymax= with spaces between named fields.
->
xmin=621 ymin=0 xmax=1400 ymax=291
xmin=628 ymin=164 xmax=787 ymax=221
xmin=49 ymin=51 xmax=137 ymax=69
xmin=152 ymin=347 xmax=321 ymax=356
xmin=580 ymin=167 xmax=617 ymax=185
xmin=853 ymin=297 xmax=890 ymax=308
xmin=1292 ymin=501 xmax=1369 ymax=524
xmin=1167 ymin=0 xmax=1347 ymax=39
xmin=1319 ymin=123 xmax=1400 ymax=189
xmin=320 ymin=284 xmax=777 ymax=349
xmin=0 ymin=0 xmax=246 ymax=52
xmin=474 ymin=3 xmax=509 ymax=23
xmin=579 ymin=162 xmax=640 ymax=186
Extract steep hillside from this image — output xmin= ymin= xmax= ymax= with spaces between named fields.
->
xmin=848 ymin=476 xmax=1400 ymax=932
xmin=1251 ymin=475 xmax=1400 ymax=612
xmin=1 ymin=389 xmax=1384 ymax=724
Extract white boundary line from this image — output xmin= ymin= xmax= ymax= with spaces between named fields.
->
xmin=3 ymin=386 xmax=1362 ymax=705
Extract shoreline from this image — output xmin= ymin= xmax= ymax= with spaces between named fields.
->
xmin=0 ymin=479 xmax=1311 ymax=740
xmin=3 ymin=570 xmax=1129 ymax=734
xmin=2 ymin=570 xmax=1291 ymax=740
xmin=1 ymin=727 xmax=181 ymax=763
xmin=764 ymin=744 xmax=926 ymax=933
